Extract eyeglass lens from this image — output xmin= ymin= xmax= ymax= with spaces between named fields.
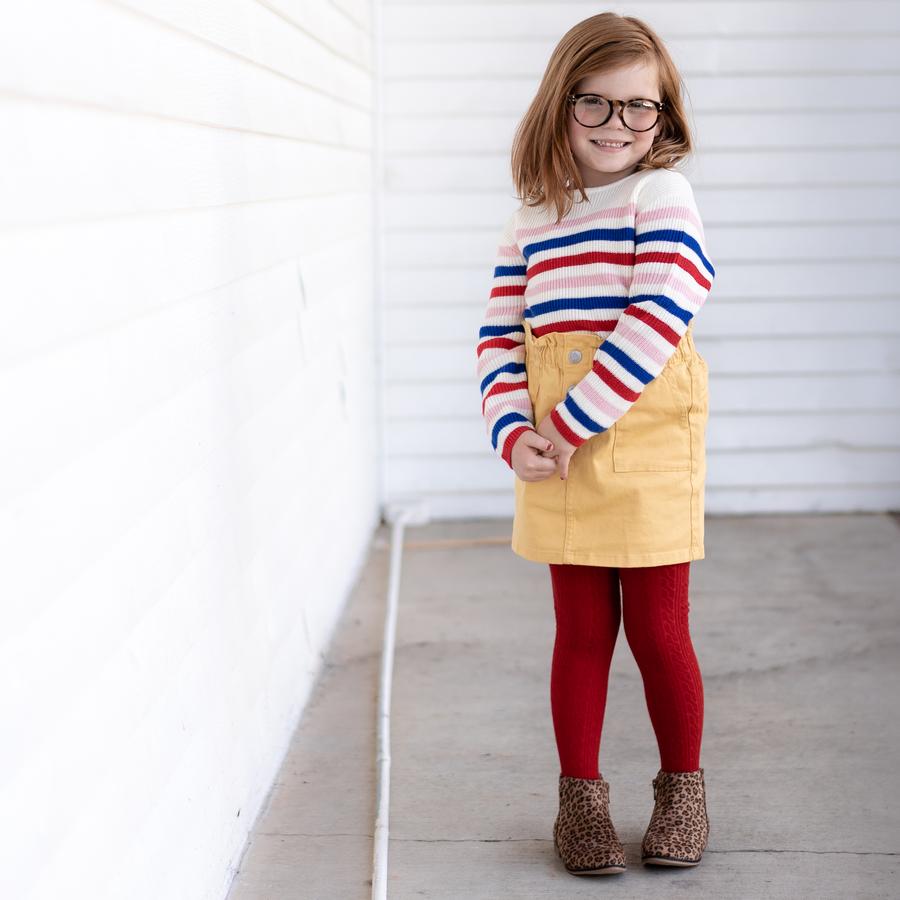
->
xmin=573 ymin=97 xmax=659 ymax=131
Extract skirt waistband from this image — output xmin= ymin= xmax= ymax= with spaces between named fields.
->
xmin=523 ymin=318 xmax=697 ymax=364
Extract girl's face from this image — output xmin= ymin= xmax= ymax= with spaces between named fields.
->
xmin=566 ymin=60 xmax=663 ymax=188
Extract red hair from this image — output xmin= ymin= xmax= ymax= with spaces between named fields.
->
xmin=510 ymin=12 xmax=695 ymax=223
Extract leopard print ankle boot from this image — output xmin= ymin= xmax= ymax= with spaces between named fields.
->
xmin=641 ymin=767 xmax=710 ymax=866
xmin=552 ymin=773 xmax=627 ymax=875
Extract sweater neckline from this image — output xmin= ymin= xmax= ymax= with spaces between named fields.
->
xmin=578 ymin=170 xmax=646 ymax=193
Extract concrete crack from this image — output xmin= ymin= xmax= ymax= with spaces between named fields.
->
xmin=255 ymin=834 xmax=899 ymax=856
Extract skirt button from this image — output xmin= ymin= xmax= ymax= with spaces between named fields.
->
xmin=568 ymin=349 xmax=582 ymax=363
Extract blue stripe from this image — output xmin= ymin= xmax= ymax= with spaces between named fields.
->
xmin=561 ymin=394 xmax=607 ymax=436
xmin=626 ymin=294 xmax=693 ymax=326
xmin=527 ymin=296 xmax=630 ymax=318
xmin=527 ymin=294 xmax=693 ymax=331
xmin=635 ymin=226 xmax=684 ymax=246
xmin=636 ymin=228 xmax=715 ymax=278
xmin=520 ymin=223 xmax=715 ymax=280
xmin=599 ymin=341 xmax=654 ymax=384
xmin=491 ymin=411 xmax=530 ymax=450
xmin=479 ymin=361 xmax=526 ymax=396
xmin=522 ymin=226 xmax=633 ymax=262
xmin=478 ymin=323 xmax=525 ymax=340
xmin=494 ymin=264 xmax=527 ymax=277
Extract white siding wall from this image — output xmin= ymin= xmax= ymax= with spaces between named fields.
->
xmin=381 ymin=0 xmax=900 ymax=516
xmin=0 ymin=2 xmax=378 ymax=898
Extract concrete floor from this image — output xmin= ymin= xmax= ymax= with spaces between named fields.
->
xmin=226 ymin=513 xmax=900 ymax=900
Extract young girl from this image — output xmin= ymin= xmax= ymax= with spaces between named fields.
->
xmin=475 ymin=13 xmax=715 ymax=876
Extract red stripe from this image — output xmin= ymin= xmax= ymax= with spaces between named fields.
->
xmin=502 ymin=425 xmax=535 ymax=468
xmin=490 ymin=284 xmax=526 ymax=298
xmin=634 ymin=249 xmax=680 ymax=266
xmin=527 ymin=250 xmax=633 ymax=279
xmin=634 ymin=250 xmax=712 ymax=292
xmin=530 ymin=318 xmax=619 ymax=336
xmin=591 ymin=360 xmax=641 ymax=403
xmin=550 ymin=408 xmax=587 ymax=447
xmin=677 ymin=255 xmax=712 ymax=291
xmin=482 ymin=378 xmax=528 ymax=414
xmin=624 ymin=305 xmax=681 ymax=347
xmin=477 ymin=336 xmax=520 ymax=357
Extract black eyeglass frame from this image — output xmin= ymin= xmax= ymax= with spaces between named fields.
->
xmin=566 ymin=93 xmax=665 ymax=132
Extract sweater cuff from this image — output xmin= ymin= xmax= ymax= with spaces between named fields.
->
xmin=501 ymin=424 xmax=539 ymax=469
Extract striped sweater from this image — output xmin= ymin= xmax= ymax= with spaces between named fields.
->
xmin=476 ymin=167 xmax=716 ymax=471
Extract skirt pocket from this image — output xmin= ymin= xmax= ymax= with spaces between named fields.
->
xmin=612 ymin=363 xmax=692 ymax=472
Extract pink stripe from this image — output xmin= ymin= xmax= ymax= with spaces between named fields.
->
xmin=477 ymin=342 xmax=523 ymax=360
xmin=484 ymin=299 xmax=526 ymax=318
xmin=525 ymin=272 xmax=631 ymax=297
xmin=516 ymin=203 xmax=635 ymax=240
xmin=477 ymin=343 xmax=522 ymax=367
xmin=613 ymin=320 xmax=672 ymax=367
xmin=631 ymin=270 xmax=706 ymax=308
xmin=484 ymin=392 xmax=531 ymax=420
xmin=577 ymin=379 xmax=627 ymax=423
xmin=636 ymin=202 xmax=701 ymax=232
xmin=488 ymin=355 xmax=524 ymax=373
xmin=498 ymin=244 xmax=522 ymax=258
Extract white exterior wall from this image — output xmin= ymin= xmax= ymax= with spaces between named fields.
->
xmin=0 ymin=2 xmax=379 ymax=898
xmin=380 ymin=1 xmax=900 ymax=516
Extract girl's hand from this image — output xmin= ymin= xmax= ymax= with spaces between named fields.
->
xmin=511 ymin=431 xmax=558 ymax=482
xmin=536 ymin=414 xmax=578 ymax=480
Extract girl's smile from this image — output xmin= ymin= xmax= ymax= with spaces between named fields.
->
xmin=589 ymin=139 xmax=632 ymax=152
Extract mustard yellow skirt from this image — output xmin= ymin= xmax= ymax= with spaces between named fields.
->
xmin=511 ymin=320 xmax=709 ymax=567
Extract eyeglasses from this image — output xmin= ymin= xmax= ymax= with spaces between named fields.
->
xmin=567 ymin=93 xmax=665 ymax=132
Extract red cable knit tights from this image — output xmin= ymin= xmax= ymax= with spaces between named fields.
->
xmin=548 ymin=561 xmax=703 ymax=778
